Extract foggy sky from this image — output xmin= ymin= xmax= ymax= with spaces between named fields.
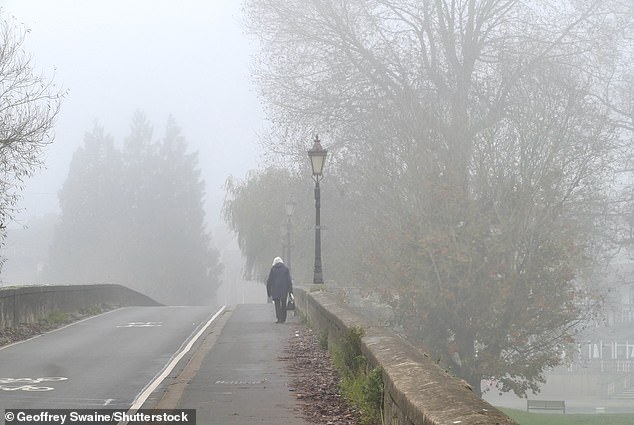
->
xmin=2 ymin=0 xmax=264 ymax=227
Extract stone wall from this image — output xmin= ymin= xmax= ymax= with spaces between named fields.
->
xmin=294 ymin=286 xmax=518 ymax=425
xmin=0 ymin=284 xmax=161 ymax=328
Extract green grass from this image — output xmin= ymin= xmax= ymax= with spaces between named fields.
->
xmin=331 ymin=327 xmax=384 ymax=425
xmin=319 ymin=330 xmax=328 ymax=350
xmin=500 ymin=408 xmax=634 ymax=425
xmin=83 ymin=304 xmax=103 ymax=316
xmin=43 ymin=310 xmax=69 ymax=325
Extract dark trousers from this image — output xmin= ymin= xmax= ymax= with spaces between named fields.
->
xmin=274 ymin=294 xmax=288 ymax=323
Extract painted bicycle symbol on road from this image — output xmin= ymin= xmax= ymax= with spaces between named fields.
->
xmin=0 ymin=377 xmax=68 ymax=392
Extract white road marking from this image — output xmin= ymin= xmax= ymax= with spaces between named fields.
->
xmin=0 ymin=377 xmax=68 ymax=392
xmin=0 ymin=309 xmax=121 ymax=351
xmin=120 ymin=305 xmax=226 ymax=424
xmin=116 ymin=322 xmax=163 ymax=328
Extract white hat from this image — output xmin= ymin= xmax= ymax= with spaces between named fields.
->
xmin=273 ymin=257 xmax=284 ymax=265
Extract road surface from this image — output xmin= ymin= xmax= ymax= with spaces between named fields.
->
xmin=0 ymin=306 xmax=222 ymax=410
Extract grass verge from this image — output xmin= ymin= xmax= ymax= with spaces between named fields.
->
xmin=331 ymin=326 xmax=384 ymax=425
xmin=500 ymin=408 xmax=634 ymax=425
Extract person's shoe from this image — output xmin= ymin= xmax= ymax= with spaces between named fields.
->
xmin=275 ymin=320 xmax=280 ymax=324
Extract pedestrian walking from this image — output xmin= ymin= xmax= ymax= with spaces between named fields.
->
xmin=266 ymin=256 xmax=293 ymax=323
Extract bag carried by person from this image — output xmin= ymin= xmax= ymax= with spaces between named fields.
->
xmin=286 ymin=293 xmax=295 ymax=310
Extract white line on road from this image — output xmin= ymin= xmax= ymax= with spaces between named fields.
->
xmin=0 ymin=308 xmax=122 ymax=351
xmin=123 ymin=305 xmax=226 ymax=419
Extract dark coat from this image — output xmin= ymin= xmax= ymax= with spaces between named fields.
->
xmin=266 ymin=262 xmax=293 ymax=299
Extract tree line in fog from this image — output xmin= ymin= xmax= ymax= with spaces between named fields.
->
xmin=45 ymin=112 xmax=222 ymax=305
xmin=225 ymin=0 xmax=634 ymax=396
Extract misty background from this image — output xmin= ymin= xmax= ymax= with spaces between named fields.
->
xmin=1 ymin=0 xmax=634 ymax=407
xmin=0 ymin=0 xmax=266 ymax=303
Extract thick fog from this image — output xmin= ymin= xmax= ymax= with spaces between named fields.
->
xmin=0 ymin=0 xmax=265 ymax=303
xmin=3 ymin=0 xmax=262 ymax=224
xmin=1 ymin=0 xmax=634 ymax=414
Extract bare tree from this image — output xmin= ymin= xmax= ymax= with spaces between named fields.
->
xmin=246 ymin=0 xmax=633 ymax=395
xmin=0 ymin=12 xmax=63 ymax=264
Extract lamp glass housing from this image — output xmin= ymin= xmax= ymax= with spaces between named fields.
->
xmin=308 ymin=136 xmax=328 ymax=176
xmin=285 ymin=200 xmax=296 ymax=217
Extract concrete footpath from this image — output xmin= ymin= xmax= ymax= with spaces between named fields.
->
xmin=149 ymin=303 xmax=311 ymax=424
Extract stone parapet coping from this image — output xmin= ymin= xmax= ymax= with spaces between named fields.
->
xmin=294 ymin=286 xmax=518 ymax=425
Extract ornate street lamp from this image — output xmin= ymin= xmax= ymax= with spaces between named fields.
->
xmin=308 ymin=135 xmax=327 ymax=284
xmin=285 ymin=199 xmax=296 ymax=271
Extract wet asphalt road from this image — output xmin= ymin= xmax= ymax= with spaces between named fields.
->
xmin=0 ymin=306 xmax=220 ymax=410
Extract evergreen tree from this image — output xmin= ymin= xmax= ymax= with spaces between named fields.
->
xmin=47 ymin=114 xmax=221 ymax=305
xmin=118 ymin=111 xmax=162 ymax=294
xmin=140 ymin=117 xmax=221 ymax=304
xmin=47 ymin=124 xmax=124 ymax=283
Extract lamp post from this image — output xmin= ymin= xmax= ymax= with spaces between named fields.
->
xmin=285 ymin=199 xmax=296 ymax=270
xmin=308 ymin=135 xmax=327 ymax=284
